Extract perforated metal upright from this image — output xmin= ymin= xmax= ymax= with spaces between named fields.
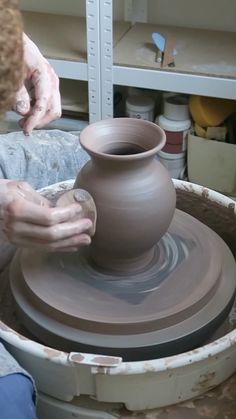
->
xmin=99 ymin=0 xmax=114 ymax=119
xmin=86 ymin=0 xmax=102 ymax=122
xmin=86 ymin=0 xmax=113 ymax=122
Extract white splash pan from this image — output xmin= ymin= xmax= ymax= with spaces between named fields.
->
xmin=0 ymin=179 xmax=235 ymax=413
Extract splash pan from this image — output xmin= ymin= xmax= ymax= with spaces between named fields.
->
xmin=0 ymin=180 xmax=235 ymax=412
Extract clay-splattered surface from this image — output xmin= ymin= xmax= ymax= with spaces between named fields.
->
xmin=0 ymin=187 xmax=236 ymax=417
xmin=176 ymin=189 xmax=236 ymax=258
xmin=112 ymin=373 xmax=236 ymax=418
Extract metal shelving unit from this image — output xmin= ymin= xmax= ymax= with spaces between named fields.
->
xmin=113 ymin=66 xmax=236 ymax=100
xmin=21 ymin=1 xmax=236 ymax=120
xmin=21 ymin=1 xmax=128 ymax=122
xmin=111 ymin=1 xmax=236 ymax=103
xmin=22 ymin=3 xmax=101 ymax=122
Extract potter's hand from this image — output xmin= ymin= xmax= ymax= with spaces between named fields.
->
xmin=13 ymin=33 xmax=61 ymax=135
xmin=0 ymin=180 xmax=92 ymax=251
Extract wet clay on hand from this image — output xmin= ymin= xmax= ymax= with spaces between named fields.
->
xmin=1 ymin=182 xmax=95 ymax=251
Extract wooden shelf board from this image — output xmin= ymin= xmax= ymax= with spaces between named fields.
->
xmin=113 ymin=21 xmax=131 ymax=47
xmin=22 ymin=12 xmax=87 ymax=62
xmin=60 ymin=79 xmax=88 ymax=113
xmin=114 ymin=23 xmax=236 ymax=79
xmin=22 ymin=11 xmax=130 ymax=63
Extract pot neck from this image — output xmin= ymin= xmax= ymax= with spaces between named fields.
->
xmin=88 ymin=152 xmax=157 ymax=169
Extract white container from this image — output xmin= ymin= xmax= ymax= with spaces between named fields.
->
xmin=126 ymin=95 xmax=155 ymax=121
xmin=156 ymin=115 xmax=191 ymax=153
xmin=164 ymin=94 xmax=190 ymax=121
xmin=158 ymin=150 xmax=186 ymax=179
xmin=156 ymin=114 xmax=191 ymax=132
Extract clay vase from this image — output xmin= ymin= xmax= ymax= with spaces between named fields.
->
xmin=74 ymin=118 xmax=176 ymax=273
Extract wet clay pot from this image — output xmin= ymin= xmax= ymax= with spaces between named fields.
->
xmin=74 ymin=118 xmax=176 ymax=272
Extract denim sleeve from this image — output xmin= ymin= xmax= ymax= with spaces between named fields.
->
xmin=0 ymin=343 xmax=34 ymax=382
xmin=0 ymin=373 xmax=37 ymax=419
xmin=0 ymin=129 xmax=89 ymax=189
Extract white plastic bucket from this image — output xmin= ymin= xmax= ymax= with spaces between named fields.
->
xmin=126 ymin=95 xmax=155 ymax=121
xmin=158 ymin=150 xmax=186 ymax=179
xmin=156 ymin=114 xmax=191 ymax=153
xmin=163 ymin=94 xmax=190 ymax=121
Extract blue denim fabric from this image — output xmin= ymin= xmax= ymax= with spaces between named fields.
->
xmin=0 ymin=373 xmax=37 ymax=419
xmin=0 ymin=129 xmax=89 ymax=189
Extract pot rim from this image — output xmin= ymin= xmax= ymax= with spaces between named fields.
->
xmin=79 ymin=117 xmax=166 ymax=161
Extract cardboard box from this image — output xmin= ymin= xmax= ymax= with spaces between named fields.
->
xmin=187 ymin=134 xmax=236 ymax=194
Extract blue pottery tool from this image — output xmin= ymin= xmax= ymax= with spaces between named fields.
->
xmin=152 ymin=32 xmax=177 ymax=66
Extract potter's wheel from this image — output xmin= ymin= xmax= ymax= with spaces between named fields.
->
xmin=10 ymin=208 xmax=236 ymax=361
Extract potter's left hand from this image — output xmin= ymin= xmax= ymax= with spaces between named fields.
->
xmin=0 ymin=180 xmax=93 ymax=251
xmin=12 ymin=33 xmax=61 ymax=135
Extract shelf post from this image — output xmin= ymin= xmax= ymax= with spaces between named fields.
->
xmin=100 ymin=0 xmax=114 ymax=119
xmin=86 ymin=0 xmax=102 ymax=122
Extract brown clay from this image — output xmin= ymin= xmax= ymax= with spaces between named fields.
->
xmin=74 ymin=118 xmax=176 ymax=272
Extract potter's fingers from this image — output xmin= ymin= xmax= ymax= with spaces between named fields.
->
xmin=3 ymin=218 xmax=92 ymax=242
xmin=32 ymin=90 xmax=62 ymax=129
xmin=4 ymin=201 xmax=84 ymax=226
xmin=23 ymin=65 xmax=61 ymax=134
xmin=32 ymin=107 xmax=62 ymax=129
xmin=19 ymin=88 xmax=61 ymax=133
xmin=22 ymin=69 xmax=50 ymax=134
xmin=8 ymin=233 xmax=91 ymax=250
xmin=18 ymin=117 xmax=28 ymax=130
xmin=46 ymin=234 xmax=91 ymax=250
xmin=13 ymin=85 xmax=31 ymax=115
xmin=21 ymin=96 xmax=48 ymax=134
xmin=7 ymin=182 xmax=51 ymax=207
